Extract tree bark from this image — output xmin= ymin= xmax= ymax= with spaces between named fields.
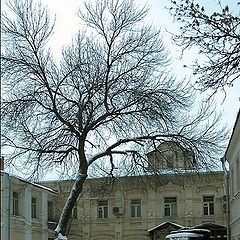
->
xmin=55 ymin=168 xmax=87 ymax=238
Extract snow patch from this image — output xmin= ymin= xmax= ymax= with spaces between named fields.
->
xmin=55 ymin=233 xmax=68 ymax=240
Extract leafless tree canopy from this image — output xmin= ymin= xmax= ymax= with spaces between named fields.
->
xmin=168 ymin=0 xmax=240 ymax=92
xmin=1 ymin=0 xmax=228 ymax=237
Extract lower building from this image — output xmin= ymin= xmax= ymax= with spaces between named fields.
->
xmin=148 ymin=221 xmax=183 ymax=240
xmin=1 ymin=155 xmax=227 ymax=240
xmin=44 ymin=171 xmax=226 ymax=240
xmin=0 ymin=171 xmax=57 ymax=240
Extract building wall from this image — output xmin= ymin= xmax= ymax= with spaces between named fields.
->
xmin=1 ymin=169 xmax=227 ymax=239
xmin=226 ymin=110 xmax=240 ymax=240
xmin=46 ymin=172 xmax=226 ymax=240
xmin=1 ymin=172 xmax=11 ymax=240
xmin=0 ymin=172 xmax=56 ymax=240
xmin=147 ymin=142 xmax=195 ymax=171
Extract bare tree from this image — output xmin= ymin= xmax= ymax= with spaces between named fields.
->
xmin=167 ymin=0 xmax=240 ymax=93
xmin=1 ymin=0 xmax=228 ymax=238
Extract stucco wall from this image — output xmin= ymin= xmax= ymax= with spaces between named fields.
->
xmin=46 ymin=172 xmax=226 ymax=240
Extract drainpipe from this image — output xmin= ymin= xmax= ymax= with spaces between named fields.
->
xmin=8 ymin=175 xmax=11 ymax=240
xmin=1 ymin=157 xmax=10 ymax=240
xmin=220 ymin=156 xmax=230 ymax=240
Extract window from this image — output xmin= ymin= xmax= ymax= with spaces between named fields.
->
xmin=131 ymin=199 xmax=141 ymax=218
xmin=164 ymin=197 xmax=177 ymax=216
xmin=13 ymin=191 xmax=19 ymax=215
xmin=98 ymin=200 xmax=108 ymax=219
xmin=72 ymin=204 xmax=77 ymax=219
xmin=203 ymin=196 xmax=214 ymax=215
xmin=31 ymin=197 xmax=37 ymax=218
xmin=48 ymin=201 xmax=54 ymax=221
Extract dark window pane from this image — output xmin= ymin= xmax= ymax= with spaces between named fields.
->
xmin=137 ymin=205 xmax=141 ymax=217
xmin=164 ymin=197 xmax=177 ymax=216
xmin=98 ymin=200 xmax=108 ymax=219
xmin=203 ymin=196 xmax=214 ymax=216
xmin=203 ymin=196 xmax=214 ymax=202
xmin=131 ymin=206 xmax=135 ymax=217
xmin=31 ymin=197 xmax=37 ymax=218
xmin=48 ymin=201 xmax=54 ymax=221
xmin=209 ymin=202 xmax=214 ymax=215
xmin=104 ymin=206 xmax=108 ymax=218
xmin=165 ymin=207 xmax=170 ymax=216
xmin=203 ymin=205 xmax=208 ymax=215
xmin=99 ymin=200 xmax=108 ymax=206
xmin=131 ymin=199 xmax=141 ymax=218
xmin=164 ymin=197 xmax=177 ymax=203
xmin=13 ymin=192 xmax=19 ymax=215
xmin=171 ymin=203 xmax=177 ymax=216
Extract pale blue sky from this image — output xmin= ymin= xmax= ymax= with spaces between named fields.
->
xmin=43 ymin=0 xmax=239 ymax=128
xmin=2 ymin=0 xmax=239 ymax=179
xmin=42 ymin=0 xmax=239 ymax=180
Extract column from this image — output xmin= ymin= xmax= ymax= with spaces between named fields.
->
xmin=82 ymin=199 xmax=90 ymax=239
xmin=24 ymin=185 xmax=32 ymax=240
xmin=1 ymin=173 xmax=10 ymax=240
xmin=41 ymin=191 xmax=48 ymax=240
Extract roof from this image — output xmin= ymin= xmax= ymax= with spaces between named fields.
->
xmin=1 ymin=171 xmax=57 ymax=194
xmin=41 ymin=170 xmax=224 ymax=184
xmin=192 ymin=223 xmax=226 ymax=238
xmin=192 ymin=222 xmax=226 ymax=230
xmin=148 ymin=221 xmax=184 ymax=233
xmin=166 ymin=232 xmax=204 ymax=238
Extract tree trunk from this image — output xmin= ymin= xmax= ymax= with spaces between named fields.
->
xmin=54 ymin=168 xmax=87 ymax=238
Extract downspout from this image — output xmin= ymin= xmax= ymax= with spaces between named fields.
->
xmin=220 ymin=157 xmax=230 ymax=240
xmin=8 ymin=175 xmax=11 ymax=240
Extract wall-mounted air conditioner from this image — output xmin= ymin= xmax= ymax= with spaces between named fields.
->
xmin=113 ymin=206 xmax=124 ymax=215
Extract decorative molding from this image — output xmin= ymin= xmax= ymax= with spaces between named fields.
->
xmin=196 ymin=185 xmax=219 ymax=193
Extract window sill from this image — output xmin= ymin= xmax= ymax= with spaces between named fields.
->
xmin=48 ymin=221 xmax=57 ymax=230
xmin=31 ymin=218 xmax=43 ymax=223
xmin=129 ymin=221 xmax=143 ymax=226
xmin=129 ymin=218 xmax=144 ymax=226
xmin=96 ymin=222 xmax=110 ymax=227
xmin=48 ymin=220 xmax=57 ymax=223
xmin=12 ymin=214 xmax=24 ymax=219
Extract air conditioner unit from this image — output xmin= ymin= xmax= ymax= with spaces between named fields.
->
xmin=222 ymin=203 xmax=226 ymax=212
xmin=223 ymin=195 xmax=227 ymax=202
xmin=113 ymin=207 xmax=124 ymax=215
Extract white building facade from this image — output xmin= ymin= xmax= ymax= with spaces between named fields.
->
xmin=226 ymin=110 xmax=240 ymax=240
xmin=1 ymin=171 xmax=57 ymax=240
xmin=44 ymin=172 xmax=226 ymax=240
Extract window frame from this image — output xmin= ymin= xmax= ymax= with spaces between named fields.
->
xmin=131 ymin=199 xmax=141 ymax=218
xmin=203 ymin=196 xmax=214 ymax=216
xmin=98 ymin=200 xmax=108 ymax=219
xmin=13 ymin=191 xmax=19 ymax=216
xmin=31 ymin=197 xmax=37 ymax=218
xmin=164 ymin=197 xmax=177 ymax=217
xmin=48 ymin=201 xmax=55 ymax=221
